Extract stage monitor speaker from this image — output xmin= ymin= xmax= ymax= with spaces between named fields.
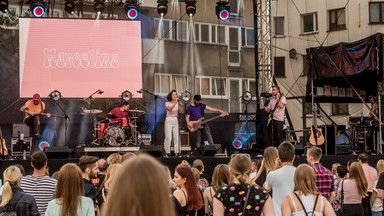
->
xmin=139 ymin=145 xmax=165 ymax=157
xmin=44 ymin=147 xmax=69 ymax=159
xmin=318 ymin=125 xmax=336 ymax=155
xmin=193 ymin=145 xmax=217 ymax=157
xmin=291 ymin=141 xmax=304 ymax=155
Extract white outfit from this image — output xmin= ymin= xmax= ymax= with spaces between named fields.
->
xmin=289 ymin=193 xmax=324 ymax=216
xmin=163 ymin=102 xmax=180 ymax=154
xmin=372 ymin=180 xmax=383 ymax=212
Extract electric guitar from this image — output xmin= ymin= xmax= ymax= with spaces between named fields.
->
xmin=0 ymin=127 xmax=8 ymax=156
xmin=28 ymin=112 xmax=65 ymax=118
xmin=188 ymin=113 xmax=229 ymax=132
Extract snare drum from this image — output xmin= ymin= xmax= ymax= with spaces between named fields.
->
xmin=94 ymin=123 xmax=107 ymax=139
xmin=118 ymin=118 xmax=129 ymax=127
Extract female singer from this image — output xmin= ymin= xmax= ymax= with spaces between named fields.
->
xmin=164 ymin=90 xmax=183 ymax=157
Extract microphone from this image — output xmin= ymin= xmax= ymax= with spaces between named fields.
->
xmin=137 ymin=89 xmax=143 ymax=94
xmin=98 ymin=90 xmax=104 ymax=94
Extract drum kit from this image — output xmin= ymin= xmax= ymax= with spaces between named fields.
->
xmin=85 ymin=109 xmax=145 ymax=146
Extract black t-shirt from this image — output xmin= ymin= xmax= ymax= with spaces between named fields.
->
xmin=376 ymin=173 xmax=384 ymax=190
xmin=255 ymin=169 xmax=267 ymax=187
xmin=83 ymin=178 xmax=96 ymax=203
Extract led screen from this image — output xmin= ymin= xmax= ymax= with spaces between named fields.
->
xmin=19 ymin=18 xmax=142 ymax=98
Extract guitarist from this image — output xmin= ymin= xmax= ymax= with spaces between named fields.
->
xmin=264 ymin=86 xmax=286 ymax=147
xmin=20 ymin=93 xmax=51 ymax=139
xmin=186 ymin=94 xmax=224 ymax=151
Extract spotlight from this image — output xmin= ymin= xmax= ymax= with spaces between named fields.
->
xmin=185 ymin=0 xmax=196 ymax=17
xmin=181 ymin=91 xmax=192 ymax=103
xmin=232 ymin=139 xmax=243 ymax=149
xmin=241 ymin=91 xmax=252 ymax=104
xmin=64 ymin=0 xmax=75 ymax=14
xmin=121 ymin=90 xmax=132 ymax=101
xmin=94 ymin=0 xmax=105 ymax=15
xmin=124 ymin=0 xmax=139 ymax=20
xmin=216 ymin=0 xmax=230 ymax=20
xmin=48 ymin=90 xmax=62 ymax=101
xmin=38 ymin=141 xmax=50 ymax=151
xmin=30 ymin=1 xmax=45 ymax=18
xmin=0 ymin=0 xmax=8 ymax=13
xmin=157 ymin=0 xmax=168 ymax=16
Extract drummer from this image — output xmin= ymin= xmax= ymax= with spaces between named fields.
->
xmin=108 ymin=102 xmax=130 ymax=124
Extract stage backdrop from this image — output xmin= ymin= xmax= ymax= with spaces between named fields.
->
xmin=19 ymin=18 xmax=142 ymax=98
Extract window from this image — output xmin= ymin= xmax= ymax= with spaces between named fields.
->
xmin=154 ymin=19 xmax=171 ymax=39
xmin=176 ymin=21 xmax=188 ymax=41
xmin=274 ymin=17 xmax=284 ymax=36
xmin=218 ymin=26 xmax=226 ymax=44
xmin=195 ymin=77 xmax=227 ymax=98
xmin=329 ymin=8 xmax=346 ymax=31
xmin=274 ymin=57 xmax=285 ymax=77
xmin=369 ymin=2 xmax=384 ymax=23
xmin=194 ymin=23 xmax=226 ymax=44
xmin=302 ymin=13 xmax=318 ymax=33
xmin=241 ymin=28 xmax=254 ymax=46
xmin=229 ymin=0 xmax=239 ymax=15
xmin=229 ymin=27 xmax=240 ymax=65
xmin=332 ymin=103 xmax=349 ymax=115
xmin=155 ymin=74 xmax=188 ymax=94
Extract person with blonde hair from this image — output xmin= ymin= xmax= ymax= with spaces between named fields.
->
xmin=102 ymin=154 xmax=175 ymax=216
xmin=203 ymin=164 xmax=230 ymax=215
xmin=281 ymin=164 xmax=335 ymax=216
xmin=370 ymin=160 xmax=384 ymax=216
xmin=45 ymin=163 xmax=94 ymax=216
xmin=0 ymin=166 xmax=39 ymax=215
xmin=337 ymin=162 xmax=368 ymax=216
xmin=96 ymin=164 xmax=122 ymax=211
xmin=213 ymin=154 xmax=274 ymax=215
xmin=332 ymin=163 xmax=341 ymax=177
xmin=254 ymin=146 xmax=278 ymax=187
xmin=106 ymin=153 xmax=122 ymax=165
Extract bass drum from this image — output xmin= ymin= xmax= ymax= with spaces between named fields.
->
xmin=103 ymin=126 xmax=126 ymax=146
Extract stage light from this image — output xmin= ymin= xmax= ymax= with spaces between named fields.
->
xmin=65 ymin=0 xmax=75 ymax=14
xmin=181 ymin=91 xmax=192 ymax=103
xmin=94 ymin=0 xmax=105 ymax=15
xmin=30 ymin=1 xmax=45 ymax=18
xmin=185 ymin=0 xmax=196 ymax=17
xmin=157 ymin=0 xmax=168 ymax=16
xmin=215 ymin=0 xmax=230 ymax=20
xmin=0 ymin=0 xmax=8 ymax=13
xmin=38 ymin=141 xmax=50 ymax=151
xmin=48 ymin=90 xmax=62 ymax=101
xmin=232 ymin=139 xmax=243 ymax=149
xmin=121 ymin=90 xmax=132 ymax=101
xmin=241 ymin=91 xmax=252 ymax=104
xmin=124 ymin=0 xmax=139 ymax=20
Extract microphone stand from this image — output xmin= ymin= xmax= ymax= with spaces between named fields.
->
xmin=84 ymin=90 xmax=103 ymax=145
xmin=140 ymin=89 xmax=166 ymax=145
xmin=49 ymin=97 xmax=70 ymax=148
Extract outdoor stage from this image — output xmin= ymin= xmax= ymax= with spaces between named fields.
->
xmin=1 ymin=154 xmax=384 ymax=178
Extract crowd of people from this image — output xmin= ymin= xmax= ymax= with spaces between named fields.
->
xmin=0 ymin=142 xmax=383 ymax=216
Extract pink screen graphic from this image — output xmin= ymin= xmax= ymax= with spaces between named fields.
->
xmin=19 ymin=18 xmax=142 ymax=98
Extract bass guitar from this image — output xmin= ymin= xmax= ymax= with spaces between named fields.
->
xmin=0 ymin=127 xmax=8 ymax=156
xmin=188 ymin=113 xmax=229 ymax=132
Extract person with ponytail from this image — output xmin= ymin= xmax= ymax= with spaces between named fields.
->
xmin=173 ymin=166 xmax=204 ymax=216
xmin=213 ymin=154 xmax=274 ymax=216
xmin=0 ymin=165 xmax=39 ymax=215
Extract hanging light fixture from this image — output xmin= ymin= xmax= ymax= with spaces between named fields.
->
xmin=157 ymin=0 xmax=168 ymax=16
xmin=241 ymin=91 xmax=252 ymax=104
xmin=181 ymin=91 xmax=192 ymax=103
xmin=121 ymin=90 xmax=132 ymax=101
xmin=185 ymin=0 xmax=196 ymax=17
xmin=48 ymin=90 xmax=62 ymax=101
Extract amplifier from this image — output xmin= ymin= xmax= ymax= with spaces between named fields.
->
xmin=11 ymin=138 xmax=32 ymax=157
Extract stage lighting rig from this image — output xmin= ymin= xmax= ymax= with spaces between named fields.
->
xmin=0 ymin=0 xmax=8 ymax=13
xmin=124 ymin=0 xmax=139 ymax=20
xmin=157 ymin=0 xmax=168 ymax=16
xmin=241 ymin=91 xmax=252 ymax=104
xmin=30 ymin=0 xmax=45 ymax=17
xmin=121 ymin=90 xmax=132 ymax=101
xmin=48 ymin=90 xmax=62 ymax=101
xmin=185 ymin=0 xmax=196 ymax=17
xmin=64 ymin=0 xmax=75 ymax=14
xmin=94 ymin=0 xmax=105 ymax=15
xmin=181 ymin=91 xmax=192 ymax=103
xmin=216 ymin=0 xmax=230 ymax=20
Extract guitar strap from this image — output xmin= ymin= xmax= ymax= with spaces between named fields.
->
xmin=270 ymin=98 xmax=280 ymax=116
xmin=200 ymin=103 xmax=205 ymax=117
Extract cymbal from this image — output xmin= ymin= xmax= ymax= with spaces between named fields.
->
xmin=128 ymin=109 xmax=145 ymax=113
xmin=83 ymin=109 xmax=103 ymax=114
xmin=98 ymin=113 xmax=118 ymax=119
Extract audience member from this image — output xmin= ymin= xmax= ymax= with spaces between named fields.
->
xmin=102 ymin=154 xmax=175 ymax=216
xmin=332 ymin=165 xmax=348 ymax=214
xmin=347 ymin=159 xmax=359 ymax=172
xmin=106 ymin=153 xmax=122 ymax=165
xmin=307 ymin=147 xmax=335 ymax=201
xmin=192 ymin=159 xmax=210 ymax=190
xmin=254 ymin=146 xmax=278 ymax=187
xmin=0 ymin=164 xmax=25 ymax=196
xmin=265 ymin=141 xmax=296 ymax=216
xmin=358 ymin=153 xmax=377 ymax=216
xmin=0 ymin=166 xmax=39 ymax=216
xmin=21 ymin=151 xmax=57 ymax=216
xmin=337 ymin=162 xmax=367 ymax=216
xmin=173 ymin=166 xmax=204 ymax=216
xmin=371 ymin=160 xmax=384 ymax=216
xmin=249 ymin=158 xmax=261 ymax=183
xmin=281 ymin=164 xmax=335 ymax=216
xmin=213 ymin=154 xmax=274 ymax=215
xmin=51 ymin=171 xmax=59 ymax=180
xmin=97 ymin=159 xmax=108 ymax=184
xmin=179 ymin=160 xmax=191 ymax=167
xmin=203 ymin=164 xmax=230 ymax=215
xmin=332 ymin=163 xmax=341 ymax=178
xmin=45 ymin=163 xmax=94 ymax=216
xmin=96 ymin=164 xmax=122 ymax=212
xmin=79 ymin=155 xmax=99 ymax=203
xmin=121 ymin=152 xmax=136 ymax=162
